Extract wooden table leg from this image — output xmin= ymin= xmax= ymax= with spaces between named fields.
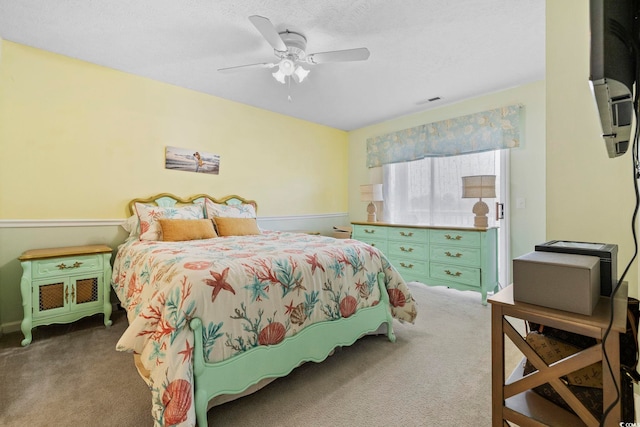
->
xmin=491 ymin=304 xmax=505 ymax=427
xmin=602 ymin=330 xmax=621 ymax=427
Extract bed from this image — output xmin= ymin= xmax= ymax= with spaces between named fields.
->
xmin=111 ymin=193 xmax=417 ymax=427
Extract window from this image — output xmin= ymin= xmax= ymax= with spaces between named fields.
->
xmin=382 ymin=150 xmax=501 ymax=227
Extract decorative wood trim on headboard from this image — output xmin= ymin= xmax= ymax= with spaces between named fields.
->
xmin=126 ymin=193 xmax=258 ymax=216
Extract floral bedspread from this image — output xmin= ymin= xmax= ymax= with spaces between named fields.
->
xmin=112 ymin=231 xmax=417 ymax=426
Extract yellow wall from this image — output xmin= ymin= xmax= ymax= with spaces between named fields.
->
xmin=546 ymin=0 xmax=637 ymax=295
xmin=0 ymin=40 xmax=349 ymax=329
xmin=0 ymin=41 xmax=348 ymax=219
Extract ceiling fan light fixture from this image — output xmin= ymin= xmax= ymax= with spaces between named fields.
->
xmin=294 ymin=66 xmax=309 ymax=83
xmin=279 ymin=59 xmax=295 ymax=76
xmin=237 ymin=15 xmax=368 ymax=89
xmin=272 ymin=69 xmax=286 ymax=84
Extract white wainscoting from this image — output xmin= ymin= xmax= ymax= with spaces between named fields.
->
xmin=0 ymin=213 xmax=350 ymax=234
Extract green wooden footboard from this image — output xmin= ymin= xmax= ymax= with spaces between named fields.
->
xmin=189 ymin=272 xmax=396 ymax=427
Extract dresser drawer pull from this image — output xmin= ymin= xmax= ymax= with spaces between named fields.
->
xmin=400 ymin=246 xmax=414 ymax=252
xmin=65 ymin=285 xmax=70 ymax=304
xmin=445 ymin=251 xmax=462 ymax=258
xmin=399 ymin=231 xmax=414 ymax=237
xmin=400 ymin=262 xmax=414 ymax=269
xmin=444 ymin=234 xmax=462 ymax=241
xmin=364 ymin=229 xmax=376 ymax=234
xmin=56 ymin=261 xmax=83 ymax=270
xmin=445 ymin=269 xmax=462 ymax=277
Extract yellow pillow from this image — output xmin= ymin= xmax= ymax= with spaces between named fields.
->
xmin=214 ymin=217 xmax=261 ymax=236
xmin=158 ymin=219 xmax=217 ymax=241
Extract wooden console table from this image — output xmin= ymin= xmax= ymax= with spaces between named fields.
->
xmin=489 ymin=283 xmax=627 ymax=426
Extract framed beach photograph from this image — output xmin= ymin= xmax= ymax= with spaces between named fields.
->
xmin=165 ymin=146 xmax=220 ymax=175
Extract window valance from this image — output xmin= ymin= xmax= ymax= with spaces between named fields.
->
xmin=366 ymin=104 xmax=522 ymax=168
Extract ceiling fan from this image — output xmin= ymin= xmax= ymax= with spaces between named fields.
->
xmin=218 ymin=15 xmax=370 ymax=85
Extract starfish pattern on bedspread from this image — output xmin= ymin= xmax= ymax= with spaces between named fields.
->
xmin=203 ymin=267 xmax=235 ymax=302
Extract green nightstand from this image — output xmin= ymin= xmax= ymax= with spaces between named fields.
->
xmin=19 ymin=244 xmax=113 ymax=346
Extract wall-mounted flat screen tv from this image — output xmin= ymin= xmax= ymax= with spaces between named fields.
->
xmin=589 ymin=0 xmax=638 ymax=158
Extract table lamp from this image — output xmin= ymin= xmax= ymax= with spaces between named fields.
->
xmin=360 ymin=184 xmax=383 ymax=222
xmin=461 ymin=175 xmax=496 ymax=228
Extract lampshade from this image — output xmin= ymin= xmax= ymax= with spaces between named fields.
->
xmin=294 ymin=66 xmax=309 ymax=82
xmin=360 ymin=184 xmax=384 ymax=202
xmin=360 ymin=184 xmax=383 ymax=222
xmin=461 ymin=175 xmax=496 ymax=199
xmin=461 ymin=175 xmax=496 ymax=228
xmin=272 ymin=68 xmax=286 ymax=84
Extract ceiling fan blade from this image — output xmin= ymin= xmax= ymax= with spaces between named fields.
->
xmin=218 ymin=62 xmax=277 ymax=73
xmin=306 ymin=47 xmax=370 ymax=64
xmin=249 ymin=15 xmax=287 ymax=52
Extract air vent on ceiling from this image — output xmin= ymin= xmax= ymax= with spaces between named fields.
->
xmin=416 ymin=97 xmax=441 ymax=105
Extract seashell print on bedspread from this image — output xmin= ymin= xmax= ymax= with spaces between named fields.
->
xmin=111 ymin=230 xmax=417 ymax=427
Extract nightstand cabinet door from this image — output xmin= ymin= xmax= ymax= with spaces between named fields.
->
xmin=32 ymin=274 xmax=103 ymax=319
xmin=33 ymin=279 xmax=68 ymax=317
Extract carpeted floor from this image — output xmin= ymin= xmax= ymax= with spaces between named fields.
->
xmin=0 ymin=283 xmax=524 ymax=426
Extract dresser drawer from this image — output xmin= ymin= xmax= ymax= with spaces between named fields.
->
xmin=352 ymin=224 xmax=389 ymax=241
xmin=388 ymin=241 xmax=428 ymax=260
xmin=430 ymin=229 xmax=481 ymax=247
xmin=356 ymin=238 xmax=387 ymax=253
xmin=430 ymin=245 xmax=481 ymax=267
xmin=430 ymin=262 xmax=481 ymax=288
xmin=31 ymin=254 xmax=104 ymax=279
xmin=389 ymin=257 xmax=428 ymax=279
xmin=387 ymin=227 xmax=428 ymax=242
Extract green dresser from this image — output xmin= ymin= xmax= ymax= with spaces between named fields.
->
xmin=352 ymin=222 xmax=498 ymax=304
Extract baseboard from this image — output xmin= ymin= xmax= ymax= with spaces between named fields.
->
xmin=1 ymin=319 xmax=22 ymax=335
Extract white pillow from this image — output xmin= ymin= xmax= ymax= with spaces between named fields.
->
xmin=135 ymin=203 xmax=205 ymax=241
xmin=121 ymin=214 xmax=140 ymax=238
xmin=204 ymin=198 xmax=256 ymax=218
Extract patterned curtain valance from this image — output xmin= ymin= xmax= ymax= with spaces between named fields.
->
xmin=366 ymin=104 xmax=522 ymax=168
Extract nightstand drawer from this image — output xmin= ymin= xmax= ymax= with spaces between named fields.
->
xmin=32 ymin=254 xmax=104 ymax=279
xmin=430 ymin=262 xmax=481 ymax=288
xmin=387 ymin=227 xmax=428 ymax=242
xmin=430 ymin=245 xmax=481 ymax=267
xmin=388 ymin=241 xmax=427 ymax=260
xmin=352 ymin=224 xmax=389 ymax=240
xmin=430 ymin=230 xmax=480 ymax=247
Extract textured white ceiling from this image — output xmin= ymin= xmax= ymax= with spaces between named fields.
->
xmin=0 ymin=0 xmax=545 ymax=130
